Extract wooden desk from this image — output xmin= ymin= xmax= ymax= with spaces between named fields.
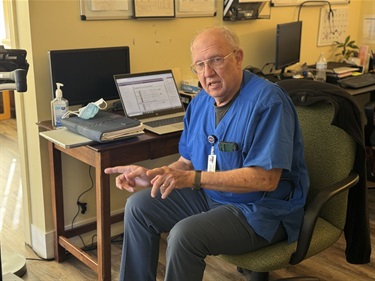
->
xmin=39 ymin=121 xmax=181 ymax=281
xmin=344 ymin=84 xmax=375 ymax=97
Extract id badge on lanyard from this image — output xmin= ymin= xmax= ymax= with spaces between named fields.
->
xmin=207 ymin=135 xmax=217 ymax=172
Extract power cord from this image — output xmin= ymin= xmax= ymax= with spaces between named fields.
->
xmin=297 ymin=0 xmax=334 ymax=22
xmin=74 ymin=166 xmax=94 ymax=215
xmin=69 ymin=166 xmax=125 ymax=252
xmin=24 ymin=244 xmax=55 ymax=261
xmin=71 ymin=166 xmax=96 ymax=251
xmin=261 ymin=62 xmax=275 ymax=74
xmin=25 ymin=170 xmax=124 ymax=262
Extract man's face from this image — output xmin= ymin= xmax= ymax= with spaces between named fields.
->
xmin=191 ymin=30 xmax=243 ymax=105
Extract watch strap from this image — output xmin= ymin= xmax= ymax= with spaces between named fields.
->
xmin=193 ymin=170 xmax=202 ymax=191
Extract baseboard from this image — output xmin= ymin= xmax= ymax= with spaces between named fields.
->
xmin=30 ymin=224 xmax=54 ymax=259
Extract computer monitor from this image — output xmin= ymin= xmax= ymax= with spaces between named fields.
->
xmin=48 ymin=46 xmax=130 ymax=106
xmin=274 ymin=21 xmax=302 ymax=74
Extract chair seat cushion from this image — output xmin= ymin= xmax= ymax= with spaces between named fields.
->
xmin=219 ymin=218 xmax=342 ymax=272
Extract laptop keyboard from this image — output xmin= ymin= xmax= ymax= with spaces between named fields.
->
xmin=339 ymin=73 xmax=375 ymax=89
xmin=144 ymin=116 xmax=184 ymax=128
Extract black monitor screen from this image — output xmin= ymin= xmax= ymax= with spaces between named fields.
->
xmin=48 ymin=46 xmax=130 ymax=106
xmin=274 ymin=21 xmax=302 ymax=73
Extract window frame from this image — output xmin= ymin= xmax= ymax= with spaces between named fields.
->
xmin=1 ymin=0 xmax=17 ymax=48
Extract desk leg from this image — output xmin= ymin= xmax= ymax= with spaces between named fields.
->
xmin=95 ymin=154 xmax=112 ymax=281
xmin=48 ymin=142 xmax=66 ymax=262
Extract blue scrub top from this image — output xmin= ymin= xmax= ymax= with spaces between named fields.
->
xmin=179 ymin=71 xmax=309 ymax=243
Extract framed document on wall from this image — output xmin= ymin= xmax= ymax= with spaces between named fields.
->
xmin=176 ymin=0 xmax=216 ymax=17
xmin=80 ymin=0 xmax=133 ymax=20
xmin=134 ymin=0 xmax=175 ymax=18
xmin=271 ymin=0 xmax=349 ymax=6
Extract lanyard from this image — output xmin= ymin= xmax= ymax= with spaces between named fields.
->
xmin=207 ymin=135 xmax=217 ymax=172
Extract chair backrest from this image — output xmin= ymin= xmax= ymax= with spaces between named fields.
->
xmin=295 ymin=101 xmax=356 ymax=230
xmin=277 ymin=79 xmax=359 ymax=230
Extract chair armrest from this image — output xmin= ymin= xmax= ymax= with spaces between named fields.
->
xmin=289 ymin=171 xmax=359 ymax=265
xmin=365 ymin=100 xmax=375 ymax=127
xmin=365 ymin=101 xmax=375 ymax=146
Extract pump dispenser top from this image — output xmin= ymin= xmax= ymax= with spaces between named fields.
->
xmin=55 ymin=83 xmax=63 ymax=99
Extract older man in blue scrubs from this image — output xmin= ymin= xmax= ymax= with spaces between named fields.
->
xmin=105 ymin=26 xmax=309 ymax=281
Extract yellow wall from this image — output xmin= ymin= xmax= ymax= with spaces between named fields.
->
xmin=13 ymin=0 xmax=373 ymax=257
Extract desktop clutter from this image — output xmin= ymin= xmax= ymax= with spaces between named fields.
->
xmin=179 ymin=78 xmax=200 ymax=108
xmin=49 ymin=82 xmax=144 ymax=144
xmin=42 ymin=34 xmax=374 ymax=148
xmin=305 ymin=50 xmax=375 ymax=89
xmin=254 ymin=50 xmax=375 ymax=90
xmin=45 ymin=68 xmax=190 ymax=147
xmin=245 ymin=20 xmax=374 ymax=88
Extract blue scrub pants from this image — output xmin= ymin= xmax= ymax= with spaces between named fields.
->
xmin=119 ymin=188 xmax=287 ymax=281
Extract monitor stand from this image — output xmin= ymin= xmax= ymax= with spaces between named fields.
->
xmin=264 ymin=71 xmax=293 ymax=83
xmin=111 ymin=100 xmax=123 ymax=111
xmin=280 ymin=72 xmax=293 ymax=79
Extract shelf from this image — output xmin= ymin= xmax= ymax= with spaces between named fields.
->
xmin=223 ymin=0 xmax=271 ymax=21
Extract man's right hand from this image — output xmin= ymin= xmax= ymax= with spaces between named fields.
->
xmin=104 ymin=165 xmax=152 ymax=192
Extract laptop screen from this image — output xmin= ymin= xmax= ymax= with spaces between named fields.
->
xmin=114 ymin=70 xmax=184 ymax=119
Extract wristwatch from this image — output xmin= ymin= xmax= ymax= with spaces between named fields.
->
xmin=192 ymin=170 xmax=202 ymax=191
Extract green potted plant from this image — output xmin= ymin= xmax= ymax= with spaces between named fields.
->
xmin=334 ymin=35 xmax=359 ymax=62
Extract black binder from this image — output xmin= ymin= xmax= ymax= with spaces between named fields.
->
xmin=61 ymin=111 xmax=144 ymax=142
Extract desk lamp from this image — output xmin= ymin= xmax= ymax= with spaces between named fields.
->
xmin=0 ymin=46 xmax=28 ymax=280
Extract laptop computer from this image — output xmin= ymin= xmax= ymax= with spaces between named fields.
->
xmin=114 ymin=70 xmax=185 ymax=135
xmin=39 ymin=128 xmax=95 ymax=148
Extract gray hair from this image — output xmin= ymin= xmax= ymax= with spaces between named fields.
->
xmin=190 ymin=25 xmax=241 ymax=52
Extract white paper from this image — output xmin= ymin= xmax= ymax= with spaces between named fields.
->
xmin=179 ymin=0 xmax=215 ymax=13
xmin=91 ymin=0 xmax=129 ymax=11
xmin=363 ymin=16 xmax=375 ymax=44
xmin=134 ymin=0 xmax=174 ymax=17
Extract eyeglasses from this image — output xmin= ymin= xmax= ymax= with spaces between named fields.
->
xmin=190 ymin=50 xmax=236 ymax=74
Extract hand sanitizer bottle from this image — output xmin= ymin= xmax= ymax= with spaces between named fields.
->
xmin=315 ymin=53 xmax=327 ymax=82
xmin=51 ymin=83 xmax=69 ymax=128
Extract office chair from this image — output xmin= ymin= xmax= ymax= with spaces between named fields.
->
xmin=219 ymin=79 xmax=365 ymax=281
xmin=365 ymin=101 xmax=375 ymax=181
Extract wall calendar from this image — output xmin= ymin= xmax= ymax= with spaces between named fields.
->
xmin=317 ymin=7 xmax=348 ymax=46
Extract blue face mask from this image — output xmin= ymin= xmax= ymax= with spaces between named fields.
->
xmin=62 ymin=98 xmax=107 ymax=120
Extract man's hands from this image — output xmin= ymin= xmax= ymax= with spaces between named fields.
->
xmin=147 ymin=166 xmax=192 ymax=199
xmin=104 ymin=165 xmax=193 ymax=199
xmin=105 ymin=163 xmax=282 ymax=199
xmin=104 ymin=165 xmax=152 ymax=193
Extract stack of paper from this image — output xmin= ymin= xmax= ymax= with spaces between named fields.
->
xmin=328 ymin=66 xmax=360 ymax=79
xmin=308 ymin=62 xmax=362 ymax=83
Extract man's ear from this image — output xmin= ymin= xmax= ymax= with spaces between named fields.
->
xmin=235 ymin=49 xmax=244 ymax=67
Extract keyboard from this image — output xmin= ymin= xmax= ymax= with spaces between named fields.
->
xmin=338 ymin=73 xmax=375 ymax=89
xmin=144 ymin=115 xmax=184 ymax=128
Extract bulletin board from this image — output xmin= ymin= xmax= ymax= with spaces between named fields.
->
xmin=80 ymin=0 xmax=216 ymax=20
xmin=80 ymin=0 xmax=133 ymax=20
xmin=271 ymin=0 xmax=350 ymax=6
